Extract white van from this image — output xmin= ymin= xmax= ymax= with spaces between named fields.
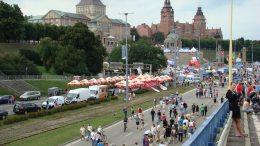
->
xmin=89 ymin=85 xmax=108 ymax=100
xmin=41 ymin=96 xmax=65 ymax=109
xmin=65 ymin=88 xmax=90 ymax=104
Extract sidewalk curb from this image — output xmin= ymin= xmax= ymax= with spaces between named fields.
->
xmin=244 ymin=112 xmax=251 ymax=146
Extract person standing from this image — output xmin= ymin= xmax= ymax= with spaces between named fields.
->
xmin=178 ymin=124 xmax=184 ymax=142
xmin=160 ymin=99 xmax=163 ymax=110
xmin=123 ymin=105 xmax=127 ymax=117
xmin=46 ymin=99 xmax=50 ymax=110
xmin=55 ymin=98 xmax=59 ymax=107
xmin=157 ymin=110 xmax=162 ymax=122
xmin=186 ymin=112 xmax=191 ymax=122
xmin=204 ymin=105 xmax=208 ymax=116
xmin=156 ymin=122 xmax=161 ymax=142
xmin=166 ymin=125 xmax=172 ymax=144
xmin=196 ymin=105 xmax=199 ymax=116
xmin=226 ymin=81 xmax=248 ymax=137
xmin=151 ymin=108 xmax=156 ymax=122
xmin=131 ymin=106 xmax=134 ymax=120
xmin=191 ymin=113 xmax=196 ymax=122
xmin=162 ymin=101 xmax=166 ymax=113
xmin=80 ymin=125 xmax=85 ymax=140
xmin=138 ymin=106 xmax=143 ymax=117
xmin=173 ymin=107 xmax=177 ymax=118
xmin=169 ymin=104 xmax=173 ymax=118
xmin=11 ymin=95 xmax=15 ymax=104
xmin=87 ymin=123 xmax=93 ymax=141
xmin=192 ymin=103 xmax=195 ymax=114
xmin=201 ymin=104 xmax=205 ymax=116
xmin=153 ymin=97 xmax=157 ymax=108
xmin=151 ymin=124 xmax=156 ymax=141
xmin=166 ymin=96 xmax=169 ymax=105
xmin=247 ymin=82 xmax=253 ymax=98
xmin=169 ymin=117 xmax=174 ymax=127
xmin=91 ymin=129 xmax=96 ymax=146
xmin=216 ymin=90 xmax=219 ymax=98
xmin=188 ymin=125 xmax=194 ymax=137
xmin=214 ymin=96 xmax=217 ymax=106
xmin=183 ymin=102 xmax=188 ymax=114
xmin=135 ymin=115 xmax=140 ymax=129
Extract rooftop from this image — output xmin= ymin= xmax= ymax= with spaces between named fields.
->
xmin=28 ymin=15 xmax=44 ymax=21
xmin=76 ymin=0 xmax=105 ymax=6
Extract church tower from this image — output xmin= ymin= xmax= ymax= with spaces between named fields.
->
xmin=192 ymin=7 xmax=206 ymax=36
xmin=160 ymin=0 xmax=174 ymax=37
xmin=76 ymin=0 xmax=106 ymax=19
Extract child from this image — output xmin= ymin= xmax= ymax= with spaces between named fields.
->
xmin=216 ymin=90 xmax=219 ymax=98
xmin=214 ymin=96 xmax=217 ymax=105
xmin=221 ymin=96 xmax=224 ymax=103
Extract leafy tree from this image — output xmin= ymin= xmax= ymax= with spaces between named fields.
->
xmin=140 ymin=35 xmax=151 ymax=41
xmin=108 ymin=39 xmax=167 ymax=70
xmin=37 ymin=37 xmax=59 ymax=71
xmin=191 ymin=39 xmax=199 ymax=48
xmin=60 ymin=22 xmax=108 ymax=74
xmin=43 ymin=23 xmax=54 ymax=39
xmin=181 ymin=38 xmax=193 ymax=48
xmin=0 ymin=53 xmax=41 ymax=75
xmin=246 ymin=43 xmax=260 ymax=62
xmin=151 ymin=31 xmax=165 ymax=44
xmin=19 ymin=49 xmax=43 ymax=65
xmin=24 ymin=22 xmax=37 ymax=41
xmin=54 ymin=45 xmax=88 ymax=75
xmin=130 ymin=28 xmax=140 ymax=42
xmin=35 ymin=23 xmax=45 ymax=41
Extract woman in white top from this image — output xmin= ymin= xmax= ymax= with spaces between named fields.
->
xmin=243 ymin=98 xmax=253 ymax=113
xmin=151 ymin=124 xmax=156 ymax=141
xmin=80 ymin=125 xmax=85 ymax=140
xmin=97 ymin=125 xmax=105 ymax=135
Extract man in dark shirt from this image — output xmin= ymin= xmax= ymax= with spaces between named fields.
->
xmin=123 ymin=116 xmax=128 ymax=128
xmin=150 ymin=109 xmax=156 ymax=122
xmin=183 ymin=102 xmax=188 ymax=114
xmin=169 ymin=117 xmax=174 ymax=127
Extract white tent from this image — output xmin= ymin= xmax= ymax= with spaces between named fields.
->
xmin=191 ymin=47 xmax=197 ymax=52
xmin=179 ymin=49 xmax=184 ymax=52
xmin=164 ymin=49 xmax=171 ymax=53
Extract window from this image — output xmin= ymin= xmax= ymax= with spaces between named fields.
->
xmin=50 ymin=19 xmax=53 ymax=22
xmin=45 ymin=19 xmax=47 ymax=22
xmin=39 ymin=20 xmax=42 ymax=23
xmin=56 ymin=19 xmax=58 ymax=22
xmin=65 ymin=19 xmax=68 ymax=22
xmin=56 ymin=24 xmax=58 ymax=26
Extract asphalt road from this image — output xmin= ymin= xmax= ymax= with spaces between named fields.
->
xmin=65 ymin=85 xmax=229 ymax=146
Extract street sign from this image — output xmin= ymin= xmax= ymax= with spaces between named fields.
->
xmin=25 ymin=67 xmax=28 ymax=70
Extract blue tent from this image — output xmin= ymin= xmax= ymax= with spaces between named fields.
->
xmin=202 ymin=71 xmax=209 ymax=74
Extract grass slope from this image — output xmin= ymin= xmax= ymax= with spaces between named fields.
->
xmin=0 ymin=86 xmax=19 ymax=100
xmin=36 ymin=66 xmax=56 ymax=75
xmin=202 ymin=49 xmax=241 ymax=61
xmin=0 ymin=43 xmax=37 ymax=56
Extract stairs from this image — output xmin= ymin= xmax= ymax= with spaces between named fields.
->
xmin=226 ymin=108 xmax=245 ymax=146
xmin=0 ymin=72 xmax=39 ymax=96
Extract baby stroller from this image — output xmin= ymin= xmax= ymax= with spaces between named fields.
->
xmin=253 ymin=104 xmax=259 ymax=115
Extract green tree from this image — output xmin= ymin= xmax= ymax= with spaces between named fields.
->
xmin=60 ymin=22 xmax=108 ymax=74
xmin=35 ymin=23 xmax=45 ymax=41
xmin=181 ymin=38 xmax=193 ymax=48
xmin=108 ymin=39 xmax=167 ymax=70
xmin=43 ymin=23 xmax=54 ymax=39
xmin=37 ymin=37 xmax=59 ymax=71
xmin=140 ymin=35 xmax=151 ymax=41
xmin=130 ymin=28 xmax=140 ymax=42
xmin=246 ymin=43 xmax=260 ymax=62
xmin=191 ymin=39 xmax=199 ymax=48
xmin=151 ymin=31 xmax=165 ymax=44
xmin=19 ymin=49 xmax=43 ymax=65
xmin=54 ymin=45 xmax=88 ymax=75
xmin=24 ymin=22 xmax=37 ymax=41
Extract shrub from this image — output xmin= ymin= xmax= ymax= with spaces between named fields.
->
xmin=111 ymin=96 xmax=119 ymax=100
xmin=68 ymin=104 xmax=76 ymax=110
xmin=3 ymin=117 xmax=14 ymax=124
xmin=52 ymin=108 xmax=59 ymax=113
xmin=37 ymin=111 xmax=45 ymax=117
xmin=29 ymin=112 xmax=38 ymax=118
xmin=89 ymin=101 xmax=95 ymax=105
xmin=19 ymin=115 xmax=29 ymax=121
xmin=14 ymin=116 xmax=21 ymax=122
xmin=94 ymin=100 xmax=101 ymax=104
xmin=47 ymin=110 xmax=53 ymax=115
xmin=134 ymin=89 xmax=147 ymax=94
xmin=75 ymin=103 xmax=82 ymax=109
xmin=80 ymin=102 xmax=88 ymax=107
xmin=99 ymin=98 xmax=105 ymax=102
xmin=42 ymin=110 xmax=49 ymax=115
xmin=104 ymin=98 xmax=109 ymax=102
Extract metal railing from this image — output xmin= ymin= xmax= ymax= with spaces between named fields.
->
xmin=183 ymin=99 xmax=229 ymax=146
xmin=0 ymin=80 xmax=22 ymax=96
xmin=217 ymin=111 xmax=233 ymax=146
xmin=2 ymin=75 xmax=119 ymax=80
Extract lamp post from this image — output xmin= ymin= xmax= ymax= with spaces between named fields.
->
xmin=120 ymin=12 xmax=133 ymax=103
xmin=199 ymin=34 xmax=201 ymax=81
xmin=174 ymin=29 xmax=177 ymax=89
xmin=216 ymin=39 xmax=218 ymax=70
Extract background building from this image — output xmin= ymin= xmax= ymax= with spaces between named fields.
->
xmin=136 ymin=0 xmax=223 ymax=40
xmin=28 ymin=0 xmax=131 ymax=53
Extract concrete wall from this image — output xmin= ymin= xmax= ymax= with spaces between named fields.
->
xmin=164 ymin=51 xmax=204 ymax=65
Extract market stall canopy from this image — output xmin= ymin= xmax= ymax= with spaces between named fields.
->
xmin=164 ymin=49 xmax=171 ymax=52
xmin=206 ymin=70 xmax=213 ymax=73
xmin=179 ymin=49 xmax=184 ymax=52
xmin=190 ymin=47 xmax=197 ymax=52
xmin=67 ymin=80 xmax=82 ymax=86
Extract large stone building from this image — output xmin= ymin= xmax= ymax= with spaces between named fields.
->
xmin=28 ymin=0 xmax=130 ymax=53
xmin=136 ymin=0 xmax=223 ymax=40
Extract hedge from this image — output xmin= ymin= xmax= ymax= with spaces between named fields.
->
xmin=1 ymin=96 xmax=117 ymax=125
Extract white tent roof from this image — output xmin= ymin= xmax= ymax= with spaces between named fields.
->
xmin=191 ymin=47 xmax=197 ymax=52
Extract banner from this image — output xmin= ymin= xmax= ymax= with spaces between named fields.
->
xmin=145 ymin=80 xmax=157 ymax=90
xmin=122 ymin=45 xmax=126 ymax=59
xmin=159 ymin=83 xmax=167 ymax=90
xmin=151 ymin=87 xmax=160 ymax=92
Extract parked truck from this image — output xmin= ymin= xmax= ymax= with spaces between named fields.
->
xmin=65 ymin=88 xmax=90 ymax=104
xmin=89 ymin=85 xmax=108 ymax=100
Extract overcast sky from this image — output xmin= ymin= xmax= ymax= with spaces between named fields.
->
xmin=5 ymin=0 xmax=260 ymax=40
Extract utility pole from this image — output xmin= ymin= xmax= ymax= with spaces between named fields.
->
xmin=120 ymin=12 xmax=133 ymax=103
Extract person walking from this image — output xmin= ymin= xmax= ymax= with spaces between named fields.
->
xmin=135 ymin=115 xmax=140 ymax=129
xmin=138 ymin=106 xmax=143 ymax=117
xmin=192 ymin=103 xmax=195 ymax=114
xmin=153 ymin=97 xmax=157 ymax=108
xmin=191 ymin=113 xmax=196 ymax=122
xmin=178 ymin=124 xmax=184 ymax=142
xmin=160 ymin=99 xmax=163 ymax=110
xmin=226 ymin=81 xmax=248 ymax=137
xmin=151 ymin=124 xmax=156 ymax=141
xmin=87 ymin=123 xmax=93 ymax=141
xmin=214 ymin=96 xmax=217 ymax=106
xmin=173 ymin=107 xmax=178 ymax=118
xmin=131 ymin=106 xmax=134 ymax=120
xmin=188 ymin=125 xmax=194 ymax=137
xmin=205 ymin=105 xmax=208 ymax=116
xmin=169 ymin=117 xmax=174 ymax=127
xmin=201 ymin=104 xmax=205 ymax=116
xmin=46 ymin=99 xmax=50 ymax=110
xmin=55 ymin=98 xmax=59 ymax=107
xmin=123 ymin=105 xmax=127 ymax=117
xmin=183 ymin=102 xmax=188 ymax=114
xmin=169 ymin=104 xmax=173 ymax=118
xmin=166 ymin=125 xmax=172 ymax=144
xmin=157 ymin=110 xmax=162 ymax=122
xmin=151 ymin=108 xmax=156 ymax=122
xmin=156 ymin=122 xmax=161 ymax=142
xmin=186 ymin=112 xmax=191 ymax=122
xmin=171 ymin=126 xmax=177 ymax=144
xmin=183 ymin=123 xmax=188 ymax=138
xmin=196 ymin=105 xmax=199 ymax=116
xmin=91 ymin=129 xmax=96 ymax=146
xmin=11 ymin=95 xmax=15 ymax=104
xmin=180 ymin=104 xmax=184 ymax=114
xmin=80 ymin=125 xmax=85 ymax=140
xmin=162 ymin=101 xmax=166 ymax=113
xmin=140 ymin=115 xmax=145 ymax=130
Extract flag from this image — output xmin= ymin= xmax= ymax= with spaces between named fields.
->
xmin=159 ymin=83 xmax=167 ymax=90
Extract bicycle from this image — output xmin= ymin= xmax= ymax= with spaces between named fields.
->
xmin=124 ymin=122 xmax=127 ymax=132
xmin=100 ymin=132 xmax=107 ymax=142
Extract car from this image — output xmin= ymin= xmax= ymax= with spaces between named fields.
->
xmin=0 ymin=109 xmax=8 ymax=120
xmin=13 ymin=102 xmax=41 ymax=114
xmin=0 ymin=95 xmax=12 ymax=104
xmin=19 ymin=91 xmax=41 ymax=101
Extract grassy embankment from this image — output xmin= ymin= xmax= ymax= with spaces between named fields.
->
xmin=0 ymin=43 xmax=37 ymax=56
xmin=6 ymin=85 xmax=196 ymax=146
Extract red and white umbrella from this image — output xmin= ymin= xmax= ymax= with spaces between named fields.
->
xmin=88 ymin=79 xmax=101 ymax=85
xmin=67 ymin=80 xmax=82 ymax=86
xmin=97 ymin=78 xmax=107 ymax=83
xmin=80 ymin=79 xmax=89 ymax=85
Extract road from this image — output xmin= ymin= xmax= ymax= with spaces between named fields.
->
xmin=65 ymin=85 xmax=228 ymax=146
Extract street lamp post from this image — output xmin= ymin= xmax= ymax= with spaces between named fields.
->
xmin=199 ymin=35 xmax=201 ymax=81
xmin=216 ymin=39 xmax=218 ymax=71
xmin=174 ymin=29 xmax=177 ymax=89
